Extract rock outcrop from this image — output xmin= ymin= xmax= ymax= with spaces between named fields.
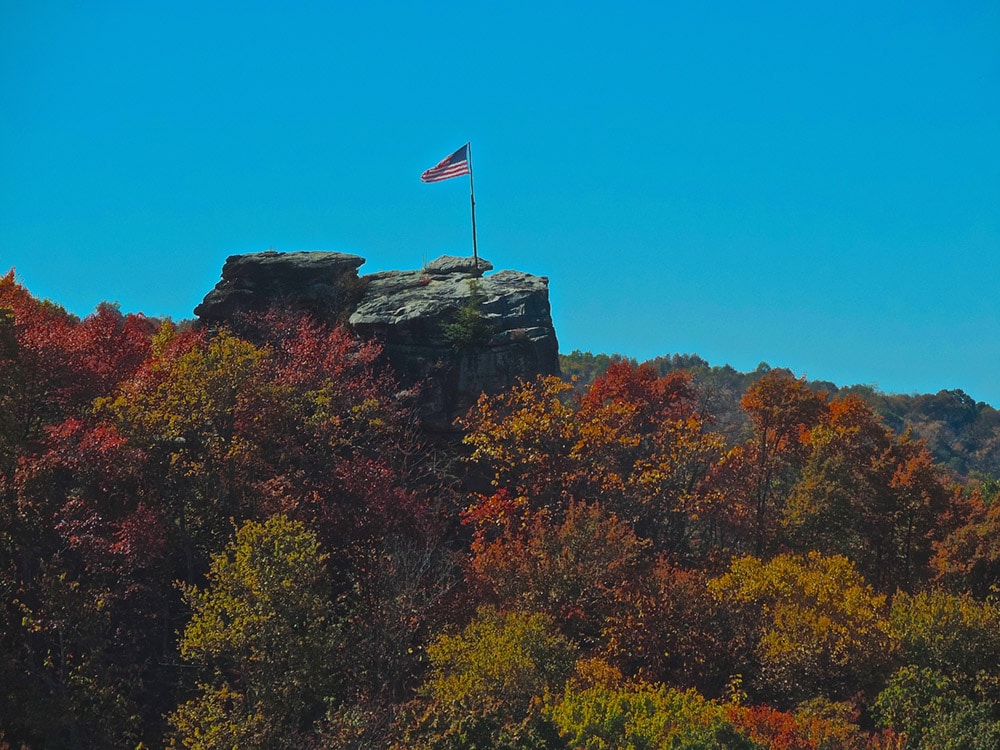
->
xmin=194 ymin=251 xmax=366 ymax=321
xmin=195 ymin=250 xmax=560 ymax=430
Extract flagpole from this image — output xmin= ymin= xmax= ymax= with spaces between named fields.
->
xmin=467 ymin=142 xmax=479 ymax=270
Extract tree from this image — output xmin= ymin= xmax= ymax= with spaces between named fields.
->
xmin=782 ymin=395 xmax=953 ymax=591
xmin=931 ymin=484 xmax=1000 ymax=597
xmin=467 ymin=499 xmax=650 ymax=651
xmin=603 ymin=558 xmax=733 ymax=695
xmin=874 ymin=666 xmax=1000 ymax=750
xmin=3 ymin=304 xmax=440 ymax=746
xmin=874 ymin=588 xmax=1000 ymax=748
xmin=888 ymin=588 xmax=1000 ymax=680
xmin=103 ymin=315 xmax=429 ymax=581
xmin=547 ymin=678 xmax=758 ymax=749
xmin=717 ymin=373 xmax=828 ymax=555
xmin=463 ymin=364 xmax=725 ymax=558
xmin=0 ymin=277 xmax=160 ymax=747
xmin=441 ymin=280 xmax=495 ymax=351
xmin=462 ymin=374 xmax=579 ymax=513
xmin=573 ymin=363 xmax=724 ymax=554
xmin=340 ymin=534 xmax=463 ymax=705
xmin=102 ymin=325 xmax=268 ymax=581
xmin=8 ymin=416 xmax=170 ymax=747
xmin=558 ymin=350 xmax=623 ymax=388
xmin=724 ymin=701 xmax=868 ymax=750
xmin=0 ymin=272 xmax=153 ymax=443
xmin=168 ymin=515 xmax=340 ymax=749
xmin=709 ymin=552 xmax=894 ymax=706
xmin=396 ymin=607 xmax=577 ymax=749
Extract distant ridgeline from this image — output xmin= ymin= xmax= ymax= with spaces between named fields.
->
xmin=195 ymin=251 xmax=560 ymax=431
xmin=561 ymin=350 xmax=1000 ymax=479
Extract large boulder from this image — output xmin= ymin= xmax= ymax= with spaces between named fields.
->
xmin=195 ymin=251 xmax=559 ymax=430
xmin=194 ymin=251 xmax=366 ymax=322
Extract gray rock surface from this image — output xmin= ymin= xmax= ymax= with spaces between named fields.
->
xmin=194 ymin=251 xmax=365 ymax=321
xmin=422 ymin=255 xmax=494 ymax=276
xmin=195 ymin=251 xmax=559 ymax=430
xmin=350 ymin=265 xmax=558 ymax=429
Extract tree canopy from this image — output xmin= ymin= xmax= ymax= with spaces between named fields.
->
xmin=1 ymin=275 xmax=997 ymax=748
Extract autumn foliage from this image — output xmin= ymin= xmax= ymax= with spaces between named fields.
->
xmin=2 ymin=271 xmax=998 ymax=748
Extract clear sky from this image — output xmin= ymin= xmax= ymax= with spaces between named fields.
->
xmin=2 ymin=2 xmax=998 ymax=404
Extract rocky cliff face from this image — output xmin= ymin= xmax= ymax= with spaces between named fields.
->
xmin=195 ymin=251 xmax=560 ymax=430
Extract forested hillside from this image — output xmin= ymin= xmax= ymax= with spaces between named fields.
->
xmin=563 ymin=350 xmax=1000 ymax=480
xmin=3 ymin=271 xmax=1000 ymax=749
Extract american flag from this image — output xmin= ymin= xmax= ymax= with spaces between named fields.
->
xmin=420 ymin=144 xmax=471 ymax=183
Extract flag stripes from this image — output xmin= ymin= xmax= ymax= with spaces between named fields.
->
xmin=420 ymin=144 xmax=471 ymax=183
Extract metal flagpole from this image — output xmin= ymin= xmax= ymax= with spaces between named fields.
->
xmin=467 ymin=142 xmax=479 ymax=270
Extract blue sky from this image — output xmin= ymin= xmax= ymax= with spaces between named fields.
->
xmin=2 ymin=2 xmax=998 ymax=404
